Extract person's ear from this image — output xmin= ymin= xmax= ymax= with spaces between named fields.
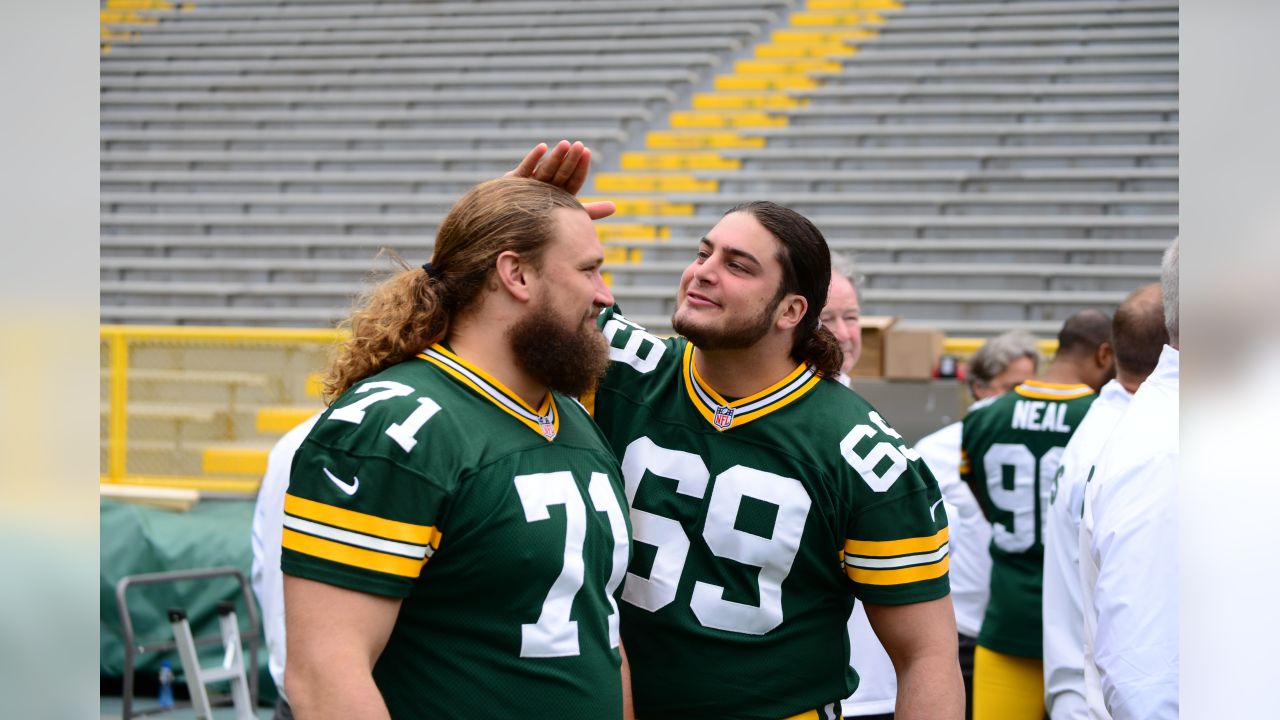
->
xmin=1096 ymin=341 xmax=1115 ymax=370
xmin=495 ymin=250 xmax=534 ymax=303
xmin=774 ymin=294 xmax=808 ymax=332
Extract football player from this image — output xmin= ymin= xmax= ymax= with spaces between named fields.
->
xmin=960 ymin=310 xmax=1113 ymax=720
xmin=281 ymin=175 xmax=633 ymax=720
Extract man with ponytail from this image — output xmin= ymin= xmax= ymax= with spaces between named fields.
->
xmin=281 ymin=171 xmax=634 ymax=720
xmin=589 ymin=200 xmax=966 ymax=718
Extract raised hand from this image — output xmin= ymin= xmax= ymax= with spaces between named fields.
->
xmin=508 ymin=140 xmax=616 ymax=220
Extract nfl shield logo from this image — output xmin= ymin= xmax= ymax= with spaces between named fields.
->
xmin=539 ymin=416 xmax=556 ymax=440
xmin=713 ymin=405 xmax=735 ymax=429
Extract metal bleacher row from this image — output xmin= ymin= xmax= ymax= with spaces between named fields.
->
xmin=102 ymin=0 xmax=1177 ymax=337
xmin=99 ymin=0 xmax=1176 ymax=479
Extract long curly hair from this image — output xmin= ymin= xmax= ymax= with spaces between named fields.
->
xmin=322 ymin=176 xmax=584 ymax=403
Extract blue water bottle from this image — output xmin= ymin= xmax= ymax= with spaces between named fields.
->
xmin=158 ymin=659 xmax=175 ymax=709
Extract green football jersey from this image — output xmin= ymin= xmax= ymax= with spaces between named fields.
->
xmin=282 ymin=343 xmax=631 ymax=720
xmin=594 ymin=309 xmax=950 ymax=720
xmin=960 ymin=380 xmax=1096 ymax=658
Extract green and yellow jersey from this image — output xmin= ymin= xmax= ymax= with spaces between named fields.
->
xmin=960 ymin=380 xmax=1096 ymax=658
xmin=282 ymin=344 xmax=631 ymax=719
xmin=595 ymin=308 xmax=950 ymax=720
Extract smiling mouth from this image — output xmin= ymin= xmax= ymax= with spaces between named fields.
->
xmin=684 ymin=290 xmax=720 ymax=308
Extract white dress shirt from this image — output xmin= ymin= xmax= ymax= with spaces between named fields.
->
xmin=1081 ymin=346 xmax=1178 ymax=720
xmin=915 ymin=414 xmax=993 ymax=638
xmin=250 ymin=413 xmax=322 ymax=699
xmin=836 ymin=374 xmax=898 ymax=716
xmin=1043 ymin=380 xmax=1133 ymax=720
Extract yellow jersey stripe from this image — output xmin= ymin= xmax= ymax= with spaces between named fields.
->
xmin=419 ymin=347 xmax=560 ymax=441
xmin=1014 ymin=380 xmax=1094 ymax=401
xmin=782 ymin=711 xmax=820 ymax=720
xmin=845 ymin=527 xmax=949 ymax=557
xmin=681 ymin=343 xmax=821 ymax=431
xmin=846 ymin=556 xmax=949 ymax=586
xmin=1014 ymin=388 xmax=1095 ymax=401
xmin=284 ymin=493 xmax=439 ymax=546
xmin=283 ymin=528 xmax=427 ymax=578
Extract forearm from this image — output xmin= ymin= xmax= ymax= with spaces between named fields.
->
xmin=285 ymin=660 xmax=390 ymax=720
xmin=620 ymin=641 xmax=635 ymax=720
xmin=893 ymin=650 xmax=965 ymax=720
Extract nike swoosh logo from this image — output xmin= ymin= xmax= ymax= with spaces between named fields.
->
xmin=930 ymin=498 xmax=944 ymax=522
xmin=323 ymin=467 xmax=359 ymax=496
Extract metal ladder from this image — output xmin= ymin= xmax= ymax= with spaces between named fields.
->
xmin=169 ymin=602 xmax=255 ymax=719
xmin=115 ymin=566 xmax=260 ymax=720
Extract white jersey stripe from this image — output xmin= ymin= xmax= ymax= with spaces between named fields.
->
xmin=284 ymin=514 xmax=432 ymax=559
xmin=846 ymin=544 xmax=950 ymax=570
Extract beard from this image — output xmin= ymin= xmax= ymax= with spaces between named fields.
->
xmin=507 ymin=301 xmax=611 ymax=398
xmin=672 ymin=295 xmax=779 ymax=352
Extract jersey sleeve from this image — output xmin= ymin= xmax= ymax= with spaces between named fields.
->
xmin=841 ymin=416 xmax=952 ymax=606
xmin=280 ymin=401 xmax=451 ymax=599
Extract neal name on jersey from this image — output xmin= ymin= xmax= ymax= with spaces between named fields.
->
xmin=282 ymin=345 xmax=631 ymax=720
xmin=594 ymin=308 xmax=951 ymax=720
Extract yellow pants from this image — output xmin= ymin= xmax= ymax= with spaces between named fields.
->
xmin=973 ymin=645 xmax=1044 ymax=720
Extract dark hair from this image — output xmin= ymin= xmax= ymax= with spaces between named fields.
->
xmin=1111 ymin=282 xmax=1168 ymax=380
xmin=1055 ymin=309 xmax=1112 ymax=359
xmin=324 ymin=177 xmax=584 ymax=402
xmin=724 ymin=201 xmax=843 ymax=377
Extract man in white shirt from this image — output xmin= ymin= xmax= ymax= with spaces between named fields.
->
xmin=1080 ymin=239 xmax=1179 ymax=720
xmin=250 ymin=413 xmax=322 ymax=720
xmin=825 ymin=252 xmax=896 ymax=720
xmin=1042 ymin=283 xmax=1167 ymax=720
xmin=914 ymin=330 xmax=1039 ymax=720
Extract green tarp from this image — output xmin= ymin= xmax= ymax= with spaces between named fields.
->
xmin=100 ymin=498 xmax=276 ymax=704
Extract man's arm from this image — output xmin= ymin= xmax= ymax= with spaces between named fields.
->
xmin=620 ymin=641 xmax=635 ymax=720
xmin=865 ymin=597 xmax=965 ymax=720
xmin=283 ymin=575 xmax=402 ymax=720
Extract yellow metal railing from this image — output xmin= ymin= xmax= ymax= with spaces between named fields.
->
xmin=100 ymin=325 xmax=342 ymax=492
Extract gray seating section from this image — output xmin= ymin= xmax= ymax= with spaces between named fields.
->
xmin=102 ymin=0 xmax=1178 ymax=338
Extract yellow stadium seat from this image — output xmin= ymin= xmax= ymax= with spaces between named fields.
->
xmin=735 ymin=59 xmax=842 ymax=75
xmin=692 ymin=93 xmax=803 ymax=111
xmin=597 ymin=225 xmax=670 ymax=242
xmin=756 ymin=43 xmax=855 ymax=59
xmin=790 ymin=12 xmax=885 ymax=26
xmin=646 ymin=131 xmax=766 ymax=150
xmin=202 ymin=447 xmax=270 ymax=476
xmin=594 ymin=174 xmax=719 ymax=193
xmin=305 ymin=373 xmax=325 ymax=397
xmin=807 ymin=0 xmax=901 ymax=10
xmin=620 ymin=152 xmax=741 ymax=171
xmin=669 ymin=111 xmax=788 ymax=130
xmin=256 ymin=406 xmax=322 ymax=434
xmin=772 ymin=29 xmax=877 ymax=43
xmin=715 ymin=75 xmax=817 ymax=92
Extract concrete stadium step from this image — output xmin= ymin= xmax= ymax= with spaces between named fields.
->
xmin=797 ymin=82 xmax=1178 ymax=104
xmin=100 ymin=169 xmax=506 ymax=193
xmin=659 ymin=191 xmax=1178 ymax=216
xmin=101 ymin=107 xmax=654 ymax=132
xmin=99 ymin=86 xmax=680 ymax=111
xmin=862 ymin=27 xmax=1177 ymax=50
xmin=100 ymin=234 xmax=434 ymax=260
xmin=94 ymin=147 xmax=555 ymax=172
xmin=839 ymin=43 xmax=1177 ymax=67
xmin=122 ymin=0 xmax=792 ymax=19
xmin=99 ymin=148 xmax=570 ymax=172
xmin=102 ymin=303 xmax=343 ymax=327
xmin=860 ymin=288 xmax=1127 ymax=323
xmin=722 ymin=144 xmax=1178 ymax=171
xmin=739 ymin=121 xmax=1178 ymax=148
xmin=102 ymin=212 xmax=1178 ymax=239
xmin=785 ymin=100 xmax=1178 ymax=126
xmin=102 ymin=35 xmax=746 ymax=60
xmin=603 ymin=238 xmax=1169 ymax=266
xmin=697 ymin=168 xmax=1176 ymax=193
xmin=101 ymin=189 xmax=1178 ymax=217
xmin=109 ymin=21 xmax=766 ymax=47
xmin=104 ymin=8 xmax=781 ymax=35
xmin=817 ymin=62 xmax=1177 ymax=85
xmin=891 ymin=0 xmax=1174 ymax=17
xmin=99 ymin=127 xmax=631 ymax=152
xmin=878 ymin=10 xmax=1177 ymax=34
xmin=101 ymin=52 xmax=724 ymax=77
xmin=100 ymin=68 xmax=704 ymax=92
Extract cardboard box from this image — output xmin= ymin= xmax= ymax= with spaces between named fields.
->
xmin=883 ymin=327 xmax=946 ymax=379
xmin=849 ymin=315 xmax=897 ymax=377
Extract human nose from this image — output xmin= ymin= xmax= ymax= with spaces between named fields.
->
xmin=594 ymin=273 xmax=615 ymax=309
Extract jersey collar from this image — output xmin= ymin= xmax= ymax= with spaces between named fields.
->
xmin=681 ymin=342 xmax=822 ymax=432
xmin=419 ymin=344 xmax=560 ymax=442
xmin=1013 ymin=379 xmax=1095 ymax=401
